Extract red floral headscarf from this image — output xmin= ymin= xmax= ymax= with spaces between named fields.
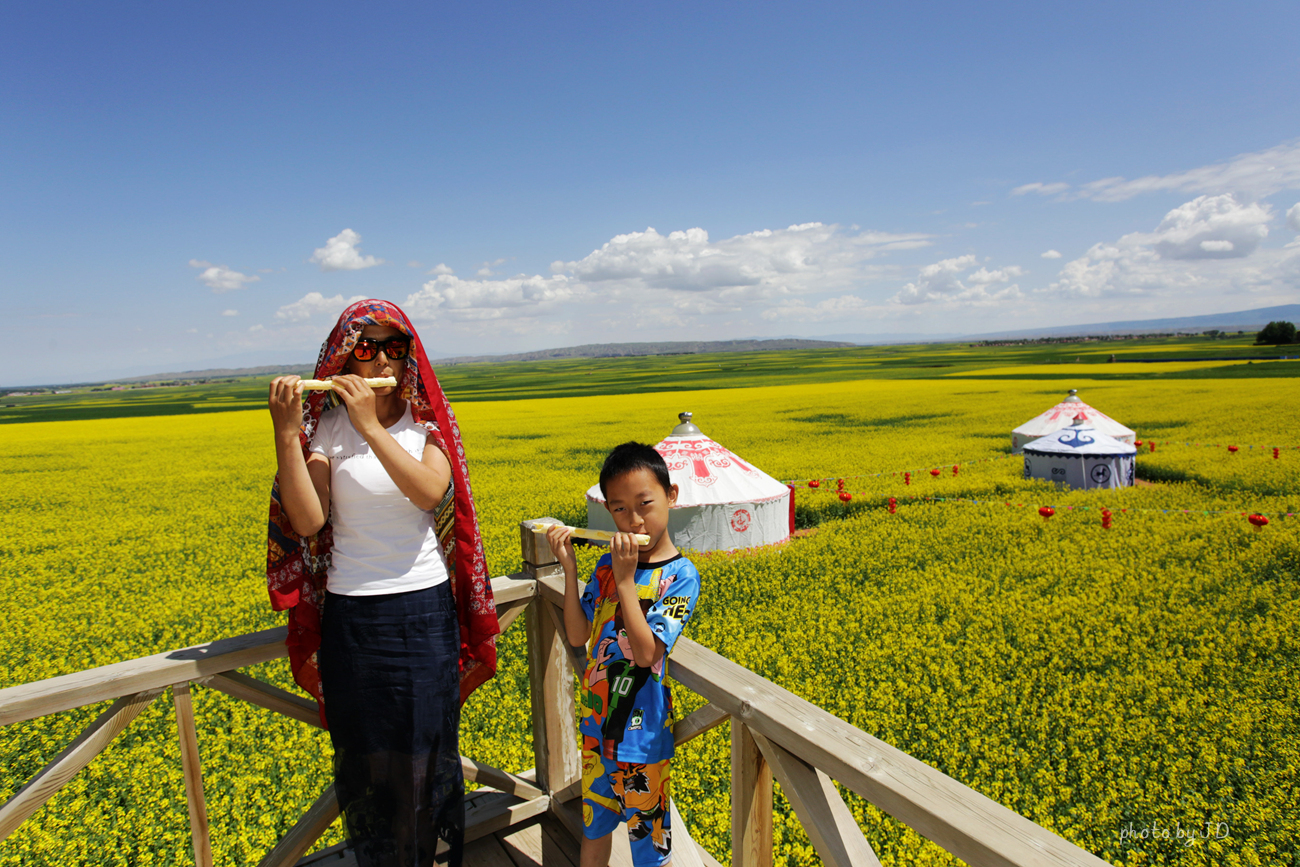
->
xmin=266 ymin=299 xmax=498 ymax=724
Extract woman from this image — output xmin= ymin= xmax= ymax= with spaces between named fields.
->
xmin=266 ymin=299 xmax=498 ymax=867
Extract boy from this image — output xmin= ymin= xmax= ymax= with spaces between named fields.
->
xmin=545 ymin=442 xmax=701 ymax=867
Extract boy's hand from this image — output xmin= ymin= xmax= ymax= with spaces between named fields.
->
xmin=609 ymin=532 xmax=641 ymax=587
xmin=544 ymin=524 xmax=578 ymax=577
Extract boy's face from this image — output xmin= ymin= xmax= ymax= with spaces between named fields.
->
xmin=603 ymin=467 xmax=678 ymax=560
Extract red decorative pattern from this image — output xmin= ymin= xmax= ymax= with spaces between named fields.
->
xmin=656 ymin=437 xmax=757 ymax=487
xmin=730 ymin=509 xmax=752 ymax=532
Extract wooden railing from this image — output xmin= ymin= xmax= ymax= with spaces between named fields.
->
xmin=0 ymin=520 xmax=1115 ymax=867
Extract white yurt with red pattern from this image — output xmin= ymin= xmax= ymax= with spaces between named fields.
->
xmin=586 ymin=412 xmax=794 ymax=551
xmin=1011 ymin=388 xmax=1135 ymax=452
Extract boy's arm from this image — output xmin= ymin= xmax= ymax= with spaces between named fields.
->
xmin=610 ymin=533 xmax=667 ymax=669
xmin=545 ymin=525 xmax=590 ymax=647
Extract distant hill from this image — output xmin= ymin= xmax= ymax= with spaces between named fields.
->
xmin=959 ymin=304 xmax=1300 ymax=341
xmin=69 ymin=339 xmax=853 ymax=386
xmin=819 ymin=304 xmax=1300 ymax=344
xmin=17 ymin=306 xmax=1298 ymax=389
xmin=437 ymin=338 xmax=854 ymax=365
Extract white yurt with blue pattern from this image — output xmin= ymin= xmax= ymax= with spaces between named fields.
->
xmin=1023 ymin=415 xmax=1136 ymax=490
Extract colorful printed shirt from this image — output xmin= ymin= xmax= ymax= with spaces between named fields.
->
xmin=579 ymin=553 xmax=701 ymax=763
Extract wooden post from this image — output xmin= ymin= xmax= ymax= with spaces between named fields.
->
xmin=171 ymin=683 xmax=213 ymax=867
xmin=522 ymin=520 xmax=581 ymax=798
xmin=730 ymin=721 xmax=772 ymax=867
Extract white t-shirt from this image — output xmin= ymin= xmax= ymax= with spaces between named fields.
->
xmin=308 ymin=402 xmax=450 ymax=596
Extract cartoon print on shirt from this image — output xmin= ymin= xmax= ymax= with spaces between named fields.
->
xmin=579 ymin=555 xmax=700 ymax=762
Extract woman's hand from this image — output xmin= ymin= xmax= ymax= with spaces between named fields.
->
xmin=268 ymin=375 xmax=304 ymax=441
xmin=544 ymin=524 xmax=578 ymax=578
xmin=331 ymin=374 xmax=380 ymax=435
xmin=609 ymin=532 xmax=641 ymax=587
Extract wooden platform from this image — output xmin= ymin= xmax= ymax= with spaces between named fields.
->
xmin=296 ymin=796 xmax=635 ymax=867
xmin=296 ymin=788 xmax=707 ymax=867
xmin=298 ymin=813 xmax=584 ymax=867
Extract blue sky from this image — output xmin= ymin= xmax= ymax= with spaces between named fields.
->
xmin=4 ymin=1 xmax=1300 ymax=384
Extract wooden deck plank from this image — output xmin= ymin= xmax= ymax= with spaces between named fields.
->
xmin=497 ymin=818 xmax=547 ymax=867
xmin=464 ymin=833 xmax=518 ymax=867
xmin=539 ymin=812 xmax=582 ymax=867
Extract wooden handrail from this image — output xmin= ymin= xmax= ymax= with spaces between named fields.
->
xmin=0 ymin=573 xmax=537 ymax=727
xmin=534 ymin=571 xmax=1110 ymax=867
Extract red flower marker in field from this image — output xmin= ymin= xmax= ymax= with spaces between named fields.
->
xmin=930 ymin=468 xmax=940 ymax=478
xmin=1248 ymin=514 xmax=1268 ymax=530
xmin=1135 ymin=440 xmax=1143 ymax=447
xmin=838 ymin=491 xmax=852 ymax=503
xmin=1228 ymin=445 xmax=1239 ymax=453
xmin=888 ymin=497 xmax=897 ymax=514
xmin=1038 ymin=506 xmax=1055 ymax=521
xmin=1274 ymin=448 xmax=1281 ymax=459
xmin=1101 ymin=508 xmax=1112 ymax=530
xmin=808 ymin=479 xmax=820 ymax=488
xmin=1149 ymin=441 xmax=1156 ymax=453
xmin=836 ymin=478 xmax=845 ymax=490
xmin=952 ymin=465 xmax=959 ymax=476
xmin=904 ymin=472 xmax=911 ymax=485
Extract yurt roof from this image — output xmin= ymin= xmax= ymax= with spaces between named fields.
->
xmin=585 ymin=412 xmax=789 ymax=508
xmin=1013 ymin=389 xmax=1135 ymax=439
xmin=1023 ymin=416 xmax=1137 ymax=455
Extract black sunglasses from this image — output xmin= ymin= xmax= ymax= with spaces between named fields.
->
xmin=351 ymin=336 xmax=411 ymax=362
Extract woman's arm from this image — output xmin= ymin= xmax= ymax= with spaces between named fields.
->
xmin=332 ymin=375 xmax=451 ymax=511
xmin=269 ymin=376 xmax=331 ymax=536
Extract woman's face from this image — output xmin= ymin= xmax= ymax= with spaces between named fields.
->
xmin=344 ymin=324 xmax=408 ymax=392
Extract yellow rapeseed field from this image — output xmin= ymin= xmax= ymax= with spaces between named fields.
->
xmin=1 ymin=377 xmax=1296 ymax=866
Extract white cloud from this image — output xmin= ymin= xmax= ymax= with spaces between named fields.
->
xmin=758 ymin=294 xmax=882 ymax=322
xmin=1044 ymin=194 xmax=1297 ymax=299
xmin=1288 ymin=203 xmax=1300 ymax=232
xmin=1012 ymin=182 xmax=1071 ymax=197
xmin=1021 ymin=139 xmax=1300 ymax=203
xmin=476 ymin=258 xmax=506 ymax=277
xmin=1041 ymin=249 xmax=1062 ymax=259
xmin=310 ymin=229 xmax=383 ymax=271
xmin=405 ymin=274 xmax=578 ymax=322
xmin=401 ymin=223 xmax=933 ymax=326
xmin=221 ymin=309 xmax=238 ymax=316
xmin=890 ymin=255 xmax=1024 ymax=306
xmin=428 ymin=263 xmax=454 ymax=275
xmin=559 ymin=223 xmax=930 ymax=295
xmin=275 ymin=292 xmax=368 ymax=322
xmin=1134 ymin=195 xmax=1271 ymax=260
xmin=189 ymin=259 xmax=260 ymax=292
xmin=249 ymin=324 xmax=265 ymax=333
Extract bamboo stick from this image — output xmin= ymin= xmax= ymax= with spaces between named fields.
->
xmin=298 ymin=376 xmax=396 ymax=391
xmin=529 ymin=524 xmax=650 ymax=546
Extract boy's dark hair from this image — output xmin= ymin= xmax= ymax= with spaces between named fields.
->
xmin=599 ymin=441 xmax=673 ymax=499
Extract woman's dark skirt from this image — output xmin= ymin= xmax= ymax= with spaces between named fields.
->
xmin=320 ymin=580 xmax=464 ymax=867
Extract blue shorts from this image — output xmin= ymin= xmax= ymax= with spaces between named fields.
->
xmin=581 ymin=749 xmax=672 ymax=867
